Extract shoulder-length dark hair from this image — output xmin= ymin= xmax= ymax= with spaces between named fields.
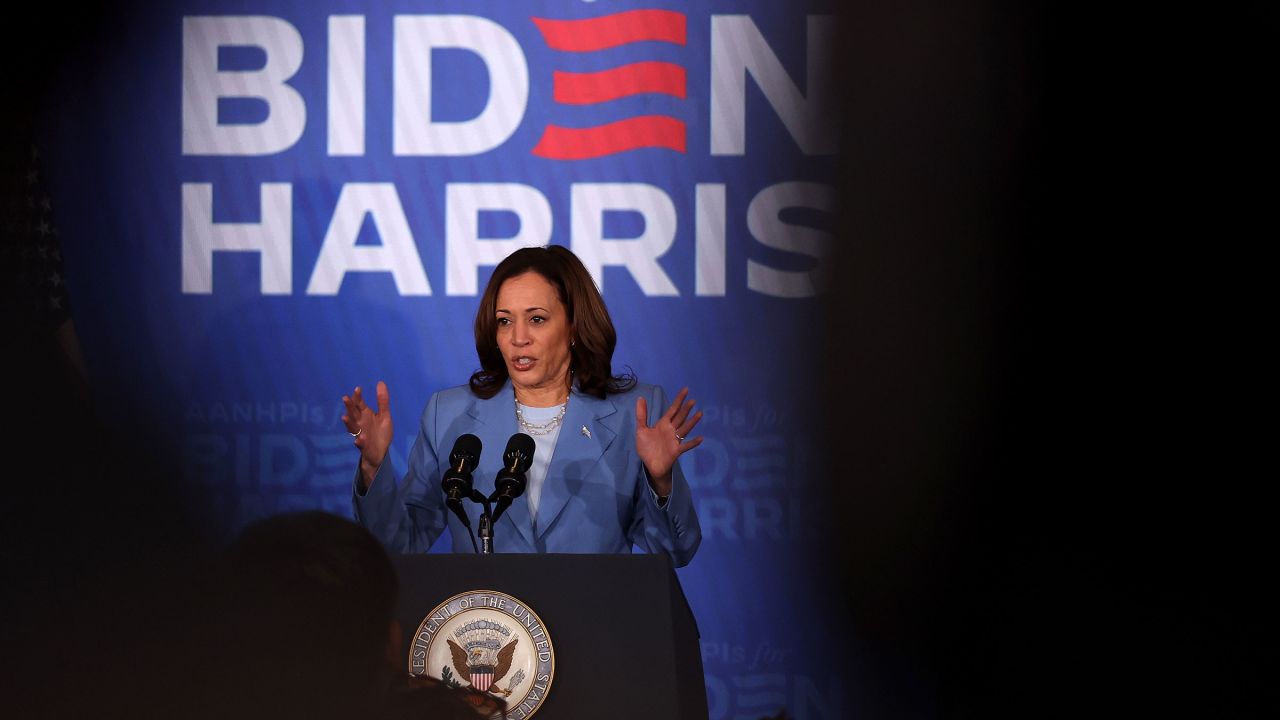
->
xmin=469 ymin=246 xmax=636 ymax=399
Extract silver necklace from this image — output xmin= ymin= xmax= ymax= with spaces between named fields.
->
xmin=515 ymin=395 xmax=568 ymax=436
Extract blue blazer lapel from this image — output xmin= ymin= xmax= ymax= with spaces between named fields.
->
xmin=466 ymin=383 xmax=536 ymax=550
xmin=534 ymin=390 xmax=621 ymax=541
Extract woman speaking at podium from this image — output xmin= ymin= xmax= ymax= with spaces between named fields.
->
xmin=341 ymin=246 xmax=703 ymax=567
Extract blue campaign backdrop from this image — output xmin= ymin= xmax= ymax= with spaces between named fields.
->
xmin=43 ymin=1 xmax=851 ymax=716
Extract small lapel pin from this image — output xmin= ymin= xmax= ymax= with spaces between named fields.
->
xmin=580 ymin=425 xmax=591 ymax=438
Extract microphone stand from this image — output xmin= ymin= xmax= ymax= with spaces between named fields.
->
xmin=473 ymin=491 xmax=495 ymax=555
xmin=478 ymin=512 xmax=494 ymax=555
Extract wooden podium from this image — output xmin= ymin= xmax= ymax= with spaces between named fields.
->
xmin=390 ymin=553 xmax=707 ymax=719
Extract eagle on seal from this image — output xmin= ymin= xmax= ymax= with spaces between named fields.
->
xmin=447 ymin=637 xmax=518 ymax=693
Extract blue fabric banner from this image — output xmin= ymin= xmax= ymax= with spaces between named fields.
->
xmin=44 ymin=2 xmax=848 ymax=716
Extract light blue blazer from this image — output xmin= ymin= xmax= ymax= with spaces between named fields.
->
xmin=352 ymin=381 xmax=701 ymax=567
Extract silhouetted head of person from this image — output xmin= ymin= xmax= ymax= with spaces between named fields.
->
xmin=219 ymin=511 xmax=399 ymax=720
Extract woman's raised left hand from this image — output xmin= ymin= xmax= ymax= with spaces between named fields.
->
xmin=635 ymin=387 xmax=704 ymax=496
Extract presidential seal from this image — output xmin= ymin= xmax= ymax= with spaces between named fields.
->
xmin=408 ymin=590 xmax=555 ymax=720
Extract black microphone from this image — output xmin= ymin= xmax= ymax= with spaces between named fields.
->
xmin=442 ymin=434 xmax=482 ymax=529
xmin=489 ymin=433 xmax=535 ymax=524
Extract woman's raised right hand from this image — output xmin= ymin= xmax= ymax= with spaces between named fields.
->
xmin=342 ymin=381 xmax=394 ymax=490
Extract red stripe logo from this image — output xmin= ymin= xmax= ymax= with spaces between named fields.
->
xmin=532 ymin=116 xmax=686 ymax=160
xmin=553 ymin=62 xmax=686 ymax=105
xmin=532 ymin=9 xmax=686 ymax=52
xmin=532 ymin=10 xmax=687 ymax=160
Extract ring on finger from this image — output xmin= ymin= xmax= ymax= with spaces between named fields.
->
xmin=349 ymin=429 xmax=362 ymax=438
